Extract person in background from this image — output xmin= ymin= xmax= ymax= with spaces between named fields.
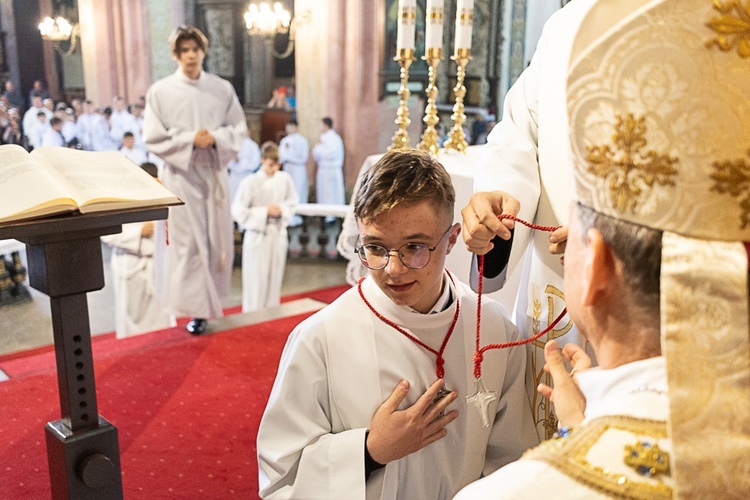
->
xmin=469 ymin=111 xmax=488 ymax=146
xmin=27 ymin=111 xmax=49 ymax=150
xmin=278 ymin=119 xmax=309 ymax=226
xmin=2 ymin=81 xmax=25 ymax=111
xmin=120 ymin=131 xmax=148 ymax=165
xmin=101 ymin=162 xmax=171 ymax=339
xmin=257 ymin=148 xmax=537 ymax=499
xmin=110 ymin=96 xmax=140 ymax=146
xmin=27 ymin=79 xmax=50 ymax=106
xmin=40 ymin=116 xmax=65 ymax=147
xmin=76 ymin=100 xmax=97 ymax=151
xmin=231 ymin=141 xmax=297 ymax=313
xmin=311 ymin=116 xmax=345 ymax=222
xmin=228 ymin=130 xmax=261 ymax=202
xmin=91 ymin=107 xmax=120 ymax=152
xmin=143 ymin=25 xmax=246 ymax=335
xmin=267 ymin=86 xmax=291 ymax=110
xmin=22 ymin=96 xmax=51 ymax=139
xmin=2 ymin=109 xmax=27 ymax=149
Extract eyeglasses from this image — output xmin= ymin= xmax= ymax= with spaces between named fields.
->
xmin=355 ymin=225 xmax=453 ymax=270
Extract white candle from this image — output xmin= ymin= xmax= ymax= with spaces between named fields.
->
xmin=425 ymin=0 xmax=445 ymax=51
xmin=396 ymin=0 xmax=417 ymax=51
xmin=454 ymin=0 xmax=474 ymax=51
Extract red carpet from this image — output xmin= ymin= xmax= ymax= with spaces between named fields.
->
xmin=0 ymin=284 xmax=350 ymax=500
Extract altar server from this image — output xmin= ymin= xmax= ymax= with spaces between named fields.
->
xmin=231 ymin=142 xmax=297 ymax=313
xmin=279 ymin=119 xmax=309 ymax=226
xmin=257 ymin=148 xmax=537 ymax=499
xmin=143 ymin=25 xmax=246 ymax=335
xmin=312 ymin=116 xmax=345 ymax=221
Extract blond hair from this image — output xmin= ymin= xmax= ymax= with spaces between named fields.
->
xmin=169 ymin=26 xmax=208 ymax=58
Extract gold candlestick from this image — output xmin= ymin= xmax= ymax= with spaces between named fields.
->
xmin=443 ymin=48 xmax=471 ymax=153
xmin=390 ymin=48 xmax=416 ymax=150
xmin=417 ymin=48 xmax=443 ymax=156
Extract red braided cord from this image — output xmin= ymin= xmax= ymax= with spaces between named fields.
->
xmin=357 ymin=272 xmax=460 ymax=379
xmin=473 ymin=214 xmax=565 ymax=378
xmin=498 ymin=213 xmax=562 ymax=232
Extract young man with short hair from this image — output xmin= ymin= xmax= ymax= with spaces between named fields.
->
xmin=257 ymin=148 xmax=537 ymax=499
xmin=143 ymin=25 xmax=247 ymax=335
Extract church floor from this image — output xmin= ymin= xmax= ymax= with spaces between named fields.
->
xmin=0 ymin=244 xmax=348 ymax=359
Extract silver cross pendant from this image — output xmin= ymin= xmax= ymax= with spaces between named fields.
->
xmin=466 ymin=378 xmax=498 ymax=428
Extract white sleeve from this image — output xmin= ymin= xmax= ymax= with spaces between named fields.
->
xmin=257 ymin=323 xmax=367 ymax=500
xmin=231 ymin=177 xmax=268 ymax=231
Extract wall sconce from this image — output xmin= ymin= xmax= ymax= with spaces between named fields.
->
xmin=244 ymin=2 xmax=310 ymax=59
xmin=38 ymin=16 xmax=80 ymax=56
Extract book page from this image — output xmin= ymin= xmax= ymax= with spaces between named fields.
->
xmin=30 ymin=147 xmax=180 ymax=212
xmin=0 ymin=144 xmax=77 ymax=223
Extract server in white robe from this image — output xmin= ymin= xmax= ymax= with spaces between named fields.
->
xmin=311 ymin=116 xmax=345 ymax=218
xmin=279 ymin=119 xmax=309 ymax=226
xmin=457 ymin=1 xmax=750 ymax=495
xmin=461 ymin=0 xmax=598 ymax=440
xmin=257 ymin=149 xmax=537 ymax=499
xmin=231 ymin=142 xmax=298 ymax=313
xmin=102 ymin=222 xmax=170 ymax=339
xmin=143 ymin=25 xmax=246 ymax=334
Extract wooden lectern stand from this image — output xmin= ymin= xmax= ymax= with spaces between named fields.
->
xmin=0 ymin=206 xmax=170 ymax=499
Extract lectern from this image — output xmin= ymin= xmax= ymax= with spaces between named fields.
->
xmin=0 ymin=206 xmax=169 ymax=499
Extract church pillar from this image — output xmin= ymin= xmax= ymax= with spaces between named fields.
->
xmin=296 ymin=0 xmax=395 ymax=196
xmin=78 ymin=0 xmax=152 ymax=106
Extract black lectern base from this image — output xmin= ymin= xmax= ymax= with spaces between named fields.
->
xmin=45 ymin=416 xmax=123 ymax=500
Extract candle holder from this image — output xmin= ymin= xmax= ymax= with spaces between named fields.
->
xmin=443 ymin=47 xmax=471 ymax=153
xmin=417 ymin=48 xmax=443 ymax=156
xmin=390 ymin=48 xmax=416 ymax=151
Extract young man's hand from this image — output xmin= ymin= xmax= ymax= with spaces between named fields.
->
xmin=194 ymin=129 xmax=215 ymax=148
xmin=461 ymin=191 xmax=521 ymax=255
xmin=366 ymin=379 xmax=458 ymax=464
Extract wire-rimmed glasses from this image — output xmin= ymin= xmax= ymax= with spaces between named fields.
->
xmin=355 ymin=225 xmax=453 ymax=270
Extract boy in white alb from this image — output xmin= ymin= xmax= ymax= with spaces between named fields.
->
xmin=101 ymin=164 xmax=170 ymax=338
xmin=257 ymin=148 xmax=537 ymax=499
xmin=231 ymin=142 xmax=298 ymax=312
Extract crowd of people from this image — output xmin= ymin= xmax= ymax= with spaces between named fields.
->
xmin=0 ymin=79 xmax=151 ymax=164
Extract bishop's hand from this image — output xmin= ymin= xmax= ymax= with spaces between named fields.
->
xmin=537 ymin=340 xmax=588 ymax=429
xmin=366 ymin=379 xmax=458 ymax=465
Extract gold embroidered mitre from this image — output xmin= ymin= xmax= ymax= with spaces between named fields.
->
xmin=567 ymin=0 xmax=750 ymax=497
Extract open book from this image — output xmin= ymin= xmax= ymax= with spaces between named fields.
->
xmin=0 ymin=144 xmax=182 ymax=224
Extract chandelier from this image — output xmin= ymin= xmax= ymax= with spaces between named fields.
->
xmin=244 ymin=2 xmax=298 ymax=59
xmin=38 ymin=16 xmax=80 ymax=56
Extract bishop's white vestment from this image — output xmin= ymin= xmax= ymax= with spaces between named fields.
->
xmin=143 ymin=69 xmax=247 ymax=319
xmin=279 ymin=131 xmax=310 ymax=226
xmin=472 ymin=0 xmax=598 ymax=440
xmin=231 ymin=169 xmax=298 ymax=312
xmin=454 ymin=357 xmax=673 ymax=499
xmin=257 ymin=273 xmax=538 ymax=499
xmin=101 ymin=223 xmax=170 ymax=338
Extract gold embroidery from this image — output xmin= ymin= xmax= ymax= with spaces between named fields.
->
xmin=523 ymin=416 xmax=673 ymax=499
xmin=585 ymin=114 xmax=679 ymax=214
xmin=624 ymin=441 xmax=670 ymax=478
xmin=706 ymin=0 xmax=750 ymax=58
xmin=710 ymin=149 xmax=750 ymax=228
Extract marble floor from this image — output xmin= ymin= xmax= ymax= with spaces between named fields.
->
xmin=0 ymin=244 xmax=348 ymax=358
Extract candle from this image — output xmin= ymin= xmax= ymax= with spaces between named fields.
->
xmin=454 ymin=0 xmax=474 ymax=51
xmin=396 ymin=0 xmax=417 ymax=51
xmin=425 ymin=0 xmax=445 ymax=51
